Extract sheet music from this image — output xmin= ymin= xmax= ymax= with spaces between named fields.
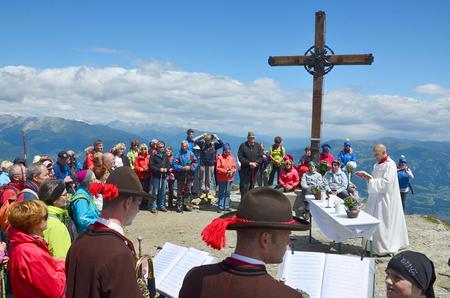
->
xmin=158 ymin=247 xmax=210 ymax=298
xmin=279 ymin=251 xmax=326 ymax=298
xmin=202 ymin=255 xmax=217 ymax=265
xmin=153 ymin=242 xmax=188 ymax=288
xmin=321 ymin=254 xmax=373 ymax=298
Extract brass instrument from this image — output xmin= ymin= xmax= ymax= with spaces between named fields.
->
xmin=136 ymin=237 xmax=156 ymax=298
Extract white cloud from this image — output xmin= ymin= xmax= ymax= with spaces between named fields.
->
xmin=0 ymin=63 xmax=449 ymax=141
xmin=415 ymin=83 xmax=448 ymax=95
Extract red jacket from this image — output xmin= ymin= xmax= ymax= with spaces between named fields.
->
xmin=216 ymin=153 xmax=237 ymax=183
xmin=134 ymin=153 xmax=149 ymax=180
xmin=8 ymin=227 xmax=66 ymax=298
xmin=85 ymin=153 xmax=94 ymax=170
xmin=278 ymin=167 xmax=300 ymax=189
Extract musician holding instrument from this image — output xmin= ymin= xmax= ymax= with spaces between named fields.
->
xmin=65 ymin=167 xmax=155 ymax=298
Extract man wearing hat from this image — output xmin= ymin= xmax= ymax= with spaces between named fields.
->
xmin=237 ymin=131 xmax=263 ymax=199
xmin=53 ymin=151 xmax=74 ymax=185
xmin=338 ymin=138 xmax=357 ymax=167
xmin=66 ymin=167 xmax=155 ymax=298
xmin=397 ymin=155 xmax=414 ymax=211
xmin=323 ymin=160 xmax=349 ymax=199
xmin=180 ymin=187 xmax=310 ymax=298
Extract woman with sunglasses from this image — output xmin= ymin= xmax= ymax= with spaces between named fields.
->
xmin=8 ymin=200 xmax=66 ymax=298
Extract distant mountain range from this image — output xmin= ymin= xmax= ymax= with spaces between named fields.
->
xmin=0 ymin=115 xmax=449 ymax=220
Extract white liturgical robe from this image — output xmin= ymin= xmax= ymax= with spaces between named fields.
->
xmin=364 ymin=157 xmax=409 ymax=255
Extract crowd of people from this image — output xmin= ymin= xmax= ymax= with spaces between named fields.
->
xmin=0 ymin=127 xmax=429 ymax=298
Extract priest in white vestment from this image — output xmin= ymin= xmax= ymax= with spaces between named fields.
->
xmin=360 ymin=144 xmax=409 ymax=255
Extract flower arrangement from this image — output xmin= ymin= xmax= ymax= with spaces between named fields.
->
xmin=310 ymin=186 xmax=323 ymax=200
xmin=343 ymin=196 xmax=360 ymax=218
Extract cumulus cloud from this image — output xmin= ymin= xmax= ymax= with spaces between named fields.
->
xmin=0 ymin=63 xmax=449 ymax=140
xmin=415 ymin=83 xmax=448 ymax=95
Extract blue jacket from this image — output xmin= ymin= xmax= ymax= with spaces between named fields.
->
xmin=69 ymin=187 xmax=100 ymax=234
xmin=0 ymin=172 xmax=10 ymax=186
xmin=398 ymin=168 xmax=414 ymax=191
xmin=195 ymin=138 xmax=224 ymax=166
xmin=187 ymin=136 xmax=195 ymax=151
xmin=338 ymin=150 xmax=356 ymax=166
xmin=53 ymin=162 xmax=73 ymax=180
xmin=173 ymin=149 xmax=198 ymax=173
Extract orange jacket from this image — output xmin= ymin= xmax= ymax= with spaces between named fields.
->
xmin=134 ymin=153 xmax=149 ymax=180
xmin=216 ymin=153 xmax=236 ymax=183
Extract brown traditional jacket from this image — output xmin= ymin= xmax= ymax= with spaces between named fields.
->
xmin=65 ymin=222 xmax=141 ymax=298
xmin=179 ymin=257 xmax=303 ymax=298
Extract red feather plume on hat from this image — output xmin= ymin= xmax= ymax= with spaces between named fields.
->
xmin=89 ymin=182 xmax=119 ymax=201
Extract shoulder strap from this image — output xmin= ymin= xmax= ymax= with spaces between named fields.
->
xmin=18 ymin=188 xmax=39 ymax=200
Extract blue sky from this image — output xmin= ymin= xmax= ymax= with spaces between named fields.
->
xmin=0 ymin=1 xmax=449 ymax=140
xmin=1 ymin=0 xmax=449 ymax=95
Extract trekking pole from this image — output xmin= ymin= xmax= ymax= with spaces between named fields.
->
xmin=137 ymin=236 xmax=143 ymax=258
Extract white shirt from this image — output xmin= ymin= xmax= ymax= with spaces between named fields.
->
xmin=115 ymin=156 xmax=124 ymax=168
xmin=230 ymin=253 xmax=266 ymax=266
xmin=96 ymin=218 xmax=124 ymax=236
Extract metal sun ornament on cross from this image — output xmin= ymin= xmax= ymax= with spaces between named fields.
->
xmin=268 ymin=11 xmax=374 ymax=161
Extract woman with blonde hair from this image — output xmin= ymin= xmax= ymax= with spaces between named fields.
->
xmin=134 ymin=144 xmax=150 ymax=185
xmin=8 ymin=200 xmax=66 ymax=297
xmin=112 ymin=143 xmax=130 ymax=168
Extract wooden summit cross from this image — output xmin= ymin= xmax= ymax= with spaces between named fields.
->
xmin=268 ymin=11 xmax=374 ymax=161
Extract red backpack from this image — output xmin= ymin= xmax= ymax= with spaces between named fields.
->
xmin=0 ymin=185 xmax=20 ymax=232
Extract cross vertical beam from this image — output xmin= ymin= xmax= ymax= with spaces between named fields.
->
xmin=268 ymin=11 xmax=373 ymax=163
xmin=311 ymin=11 xmax=326 ymax=161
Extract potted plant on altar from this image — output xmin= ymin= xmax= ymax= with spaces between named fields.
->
xmin=343 ymin=196 xmax=360 ymax=218
xmin=310 ymin=186 xmax=322 ymax=200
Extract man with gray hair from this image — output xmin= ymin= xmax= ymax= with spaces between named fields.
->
xmin=172 ymin=140 xmax=199 ymax=213
xmin=0 ymin=163 xmax=26 ymax=204
xmin=20 ymin=163 xmax=50 ymax=200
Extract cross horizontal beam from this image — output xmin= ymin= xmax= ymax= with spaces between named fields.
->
xmin=268 ymin=53 xmax=374 ymax=67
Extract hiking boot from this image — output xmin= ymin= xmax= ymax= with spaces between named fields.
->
xmin=158 ymin=207 xmax=168 ymax=212
xmin=150 ymin=208 xmax=157 ymax=214
xmin=176 ymin=206 xmax=183 ymax=213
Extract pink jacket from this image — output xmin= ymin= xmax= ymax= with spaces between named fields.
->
xmin=216 ymin=153 xmax=237 ymax=183
xmin=278 ymin=167 xmax=300 ymax=189
xmin=319 ymin=152 xmax=335 ymax=168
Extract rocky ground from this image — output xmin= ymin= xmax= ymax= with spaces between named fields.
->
xmin=125 ymin=192 xmax=450 ymax=298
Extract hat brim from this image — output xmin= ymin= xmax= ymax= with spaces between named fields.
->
xmin=119 ymin=188 xmax=156 ymax=202
xmin=220 ymin=212 xmax=310 ymax=231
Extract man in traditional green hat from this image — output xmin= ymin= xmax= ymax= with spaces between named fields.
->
xmin=180 ymin=187 xmax=310 ymax=298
